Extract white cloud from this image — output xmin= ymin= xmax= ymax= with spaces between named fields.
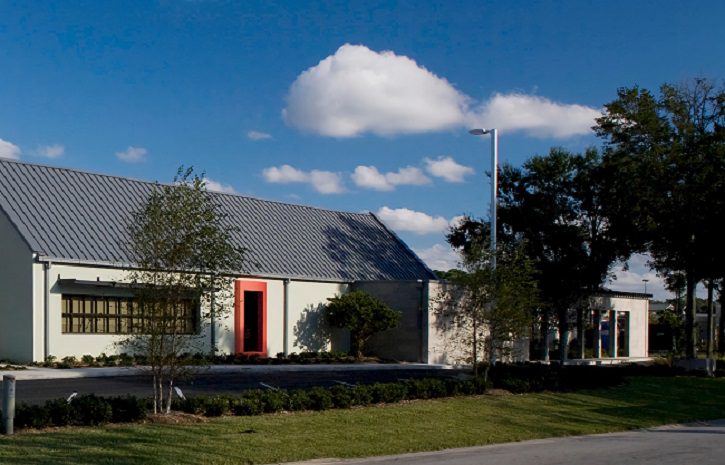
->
xmin=609 ymin=253 xmax=668 ymax=300
xmin=414 ymin=243 xmax=461 ymax=272
xmin=0 ymin=138 xmax=21 ymax=160
xmin=376 ymin=206 xmax=458 ymax=235
xmin=283 ymin=44 xmax=601 ymax=139
xmin=204 ymin=178 xmax=237 ymax=194
xmin=308 ymin=170 xmax=345 ymax=194
xmin=424 ymin=156 xmax=474 ymax=183
xmin=283 ymin=44 xmax=468 ymax=137
xmin=352 ymin=165 xmax=430 ymax=191
xmin=262 ymin=164 xmax=345 ymax=194
xmin=37 ymin=144 xmax=65 ymax=158
xmin=115 ymin=146 xmax=147 ymax=163
xmin=262 ymin=164 xmax=308 ymax=183
xmin=469 ymin=93 xmax=602 ymax=138
xmin=247 ymin=130 xmax=272 ymax=141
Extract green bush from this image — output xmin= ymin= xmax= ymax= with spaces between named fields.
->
xmin=178 ymin=397 xmax=207 ymax=415
xmin=71 ymin=394 xmax=112 ymax=426
xmin=371 ymin=382 xmax=408 ymax=404
xmin=406 ymin=378 xmax=448 ymax=399
xmin=14 ymin=403 xmax=50 ymax=429
xmin=203 ymin=396 xmax=231 ymax=417
xmin=260 ymin=390 xmax=289 ymax=413
xmin=288 ymin=390 xmax=312 ymax=411
xmin=232 ymin=397 xmax=263 ymax=416
xmin=46 ymin=398 xmax=74 ymax=426
xmin=329 ymin=385 xmax=353 ymax=409
xmin=108 ymin=396 xmax=147 ymax=423
xmin=306 ymin=387 xmax=333 ymax=411
xmin=350 ymin=385 xmax=373 ymax=406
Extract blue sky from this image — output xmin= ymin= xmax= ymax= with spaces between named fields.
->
xmin=1 ymin=1 xmax=723 ymax=300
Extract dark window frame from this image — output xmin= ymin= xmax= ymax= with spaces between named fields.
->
xmin=61 ymin=294 xmax=199 ymax=335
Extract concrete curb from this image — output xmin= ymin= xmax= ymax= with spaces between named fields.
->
xmin=1 ymin=363 xmax=454 ymax=381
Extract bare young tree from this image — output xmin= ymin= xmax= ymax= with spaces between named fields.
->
xmin=121 ymin=167 xmax=244 ymax=414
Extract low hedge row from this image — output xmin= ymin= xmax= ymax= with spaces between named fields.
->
xmin=176 ymin=377 xmax=488 ymax=417
xmin=10 ymin=395 xmax=147 ymax=429
xmin=33 ymin=351 xmax=363 ymax=369
xmin=3 ymin=377 xmax=485 ymax=430
xmin=5 ymin=362 xmax=699 ymax=430
xmin=486 ymin=361 xmax=724 ymax=394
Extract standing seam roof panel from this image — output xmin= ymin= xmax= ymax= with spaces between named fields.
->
xmin=0 ymin=159 xmax=436 ymax=282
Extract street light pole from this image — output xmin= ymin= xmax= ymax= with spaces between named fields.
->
xmin=469 ymin=128 xmax=499 ymax=270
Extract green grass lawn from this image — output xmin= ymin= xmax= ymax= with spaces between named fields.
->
xmin=1 ymin=376 xmax=724 ymax=465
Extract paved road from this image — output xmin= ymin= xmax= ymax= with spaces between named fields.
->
xmin=285 ymin=420 xmax=725 ymax=465
xmin=6 ymin=365 xmax=463 ymax=404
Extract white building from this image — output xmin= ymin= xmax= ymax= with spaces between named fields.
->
xmin=0 ymin=159 xmax=438 ymax=363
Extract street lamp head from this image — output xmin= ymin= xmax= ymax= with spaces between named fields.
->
xmin=469 ymin=128 xmax=490 ymax=136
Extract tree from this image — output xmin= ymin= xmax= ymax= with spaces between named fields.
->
xmin=496 ymin=148 xmax=626 ymax=362
xmin=595 ymin=79 xmax=725 ymax=358
xmin=324 ymin=290 xmax=400 ymax=360
xmin=441 ymin=219 xmax=538 ymax=373
xmin=122 ymin=167 xmax=244 ymax=414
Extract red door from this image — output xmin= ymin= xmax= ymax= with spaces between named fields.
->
xmin=234 ymin=280 xmax=267 ymax=356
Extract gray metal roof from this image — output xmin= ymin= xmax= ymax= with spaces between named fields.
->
xmin=0 ymin=158 xmax=436 ymax=282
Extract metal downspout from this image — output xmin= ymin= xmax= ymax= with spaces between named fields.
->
xmin=283 ymin=278 xmax=290 ymax=355
xmin=43 ymin=261 xmax=51 ymax=361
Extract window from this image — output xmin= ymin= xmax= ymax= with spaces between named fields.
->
xmin=61 ymin=295 xmax=198 ymax=335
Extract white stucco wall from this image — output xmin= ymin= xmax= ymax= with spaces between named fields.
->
xmin=29 ymin=263 xmax=350 ymax=361
xmin=426 ymin=281 xmax=468 ymax=365
xmin=286 ymin=280 xmax=348 ymax=354
xmin=0 ymin=212 xmax=34 ymax=363
xmin=591 ymin=294 xmax=649 ymax=358
xmin=610 ymin=296 xmax=649 ymax=358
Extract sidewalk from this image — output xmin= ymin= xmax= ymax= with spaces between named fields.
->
xmin=0 ymin=363 xmax=453 ymax=381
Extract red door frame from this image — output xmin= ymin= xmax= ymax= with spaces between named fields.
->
xmin=234 ymin=280 xmax=267 ymax=356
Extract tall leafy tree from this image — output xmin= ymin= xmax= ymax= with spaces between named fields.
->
xmin=122 ymin=167 xmax=245 ymax=414
xmin=496 ymin=148 xmax=626 ymax=362
xmin=595 ymin=79 xmax=725 ymax=358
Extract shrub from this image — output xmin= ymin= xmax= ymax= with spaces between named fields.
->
xmin=306 ymin=387 xmax=333 ymax=411
xmin=288 ymin=390 xmax=312 ymax=411
xmin=45 ymin=398 xmax=74 ymax=426
xmin=14 ymin=403 xmax=50 ymax=429
xmin=371 ymin=383 xmax=407 ymax=404
xmin=350 ymin=385 xmax=373 ymax=406
xmin=177 ymin=397 xmax=207 ymax=415
xmin=406 ymin=378 xmax=448 ymax=399
xmin=260 ymin=390 xmax=289 ymax=413
xmin=203 ymin=396 xmax=231 ymax=417
xmin=71 ymin=394 xmax=112 ymax=426
xmin=232 ymin=397 xmax=263 ymax=416
xmin=108 ymin=396 xmax=147 ymax=423
xmin=329 ymin=385 xmax=353 ymax=409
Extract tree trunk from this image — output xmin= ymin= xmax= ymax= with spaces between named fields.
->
xmin=684 ymin=271 xmax=698 ymax=359
xmin=558 ymin=314 xmax=569 ymax=363
xmin=152 ymin=374 xmax=159 ymax=414
xmin=472 ymin=317 xmax=478 ymax=376
xmin=166 ymin=380 xmax=174 ymax=414
xmin=706 ymin=281 xmax=715 ymax=376
xmin=719 ymin=281 xmax=725 ymax=355
xmin=540 ymin=313 xmax=550 ymax=362
xmin=576 ymin=307 xmax=585 ymax=359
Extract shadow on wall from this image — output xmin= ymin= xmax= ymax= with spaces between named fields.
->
xmin=293 ymin=303 xmax=331 ymax=352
